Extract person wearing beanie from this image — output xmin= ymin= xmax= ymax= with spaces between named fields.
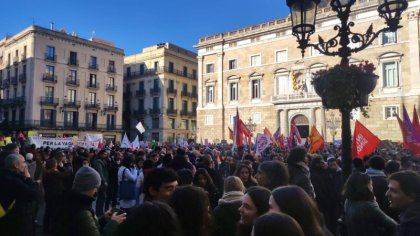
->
xmin=52 ymin=166 xmax=126 ymax=236
xmin=237 ymin=186 xmax=271 ymax=236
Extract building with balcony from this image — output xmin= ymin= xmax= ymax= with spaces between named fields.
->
xmin=195 ymin=1 xmax=420 ymax=143
xmin=0 ymin=25 xmax=124 ymax=143
xmin=124 ymin=43 xmax=198 ymax=143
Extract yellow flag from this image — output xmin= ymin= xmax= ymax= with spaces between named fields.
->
xmin=28 ymin=130 xmax=33 ymax=137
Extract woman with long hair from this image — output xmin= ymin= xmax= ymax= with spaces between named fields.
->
xmin=343 ymin=173 xmax=397 ymax=236
xmin=270 ymin=185 xmax=331 ymax=236
xmin=252 ymin=212 xmax=304 ymax=236
xmin=118 ymin=153 xmax=138 ymax=214
xmin=193 ymin=168 xmax=220 ymax=209
xmin=235 ymin=164 xmax=258 ymax=189
xmin=169 ymin=185 xmax=212 ymax=236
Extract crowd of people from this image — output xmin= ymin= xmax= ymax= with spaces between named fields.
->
xmin=0 ymin=141 xmax=420 ymax=236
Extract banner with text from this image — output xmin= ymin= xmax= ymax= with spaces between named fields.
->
xmin=30 ymin=137 xmax=100 ymax=149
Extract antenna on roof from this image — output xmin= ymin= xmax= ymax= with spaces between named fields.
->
xmin=91 ymin=30 xmax=96 ymax=39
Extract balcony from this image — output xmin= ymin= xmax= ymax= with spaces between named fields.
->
xmin=271 ymin=92 xmax=320 ymax=104
xmin=86 ymin=82 xmax=100 ymax=90
xmin=103 ymin=104 xmax=119 ymax=112
xmin=63 ymin=99 xmax=81 ymax=108
xmin=21 ymin=54 xmax=27 ymax=62
xmin=19 ymin=74 xmax=26 ymax=83
xmin=12 ymin=96 xmax=26 ymax=107
xmin=44 ymin=53 xmax=57 ymax=62
xmin=149 ymin=108 xmax=161 ymax=115
xmin=63 ymin=121 xmax=79 ymax=129
xmin=124 ymin=68 xmax=158 ymax=79
xmin=40 ymin=97 xmax=59 ymax=106
xmin=42 ymin=74 xmax=58 ymax=83
xmin=123 ymin=91 xmax=132 ymax=99
xmin=66 ymin=77 xmax=80 ymax=87
xmin=107 ymin=66 xmax=116 ymax=73
xmin=191 ymin=92 xmax=198 ymax=99
xmin=85 ymin=102 xmax=101 ymax=110
xmin=68 ymin=59 xmax=79 ymax=66
xmin=124 ymin=66 xmax=197 ymax=80
xmin=105 ymin=84 xmax=117 ymax=92
xmin=167 ymin=88 xmax=177 ymax=96
xmin=13 ymin=56 xmax=19 ymax=65
xmin=10 ymin=76 xmax=18 ymax=86
xmin=167 ymin=108 xmax=178 ymax=116
xmin=135 ymin=89 xmax=146 ymax=97
xmin=133 ymin=109 xmax=148 ymax=117
xmin=5 ymin=60 xmax=11 ymax=68
xmin=180 ymin=110 xmax=189 ymax=117
xmin=150 ymin=87 xmax=161 ymax=96
xmin=40 ymin=120 xmax=57 ymax=128
xmin=88 ymin=63 xmax=98 ymax=70
xmin=181 ymin=90 xmax=191 ymax=98
xmin=2 ymin=79 xmax=10 ymax=88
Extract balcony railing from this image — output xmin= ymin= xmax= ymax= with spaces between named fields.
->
xmin=63 ymin=99 xmax=81 ymax=108
xmin=10 ymin=76 xmax=18 ymax=85
xmin=0 ymin=120 xmax=123 ymax=131
xmin=88 ymin=63 xmax=98 ymax=70
xmin=191 ymin=92 xmax=198 ymax=98
xmin=40 ymin=97 xmax=59 ymax=106
xmin=180 ymin=110 xmax=189 ymax=117
xmin=86 ymin=82 xmax=100 ymax=90
xmin=2 ymin=79 xmax=10 ymax=88
xmin=167 ymin=108 xmax=178 ymax=116
xmin=21 ymin=54 xmax=27 ymax=62
xmin=63 ymin=122 xmax=79 ymax=129
xmin=19 ymin=74 xmax=26 ymax=83
xmin=40 ymin=120 xmax=57 ymax=128
xmin=12 ymin=96 xmax=26 ymax=106
xmin=135 ymin=89 xmax=146 ymax=97
xmin=271 ymin=92 xmax=320 ymax=104
xmin=181 ymin=91 xmax=190 ymax=97
xmin=42 ymin=74 xmax=58 ymax=83
xmin=68 ymin=59 xmax=79 ymax=66
xmin=133 ymin=109 xmax=148 ymax=117
xmin=124 ymin=66 xmax=197 ymax=80
xmin=167 ymin=88 xmax=177 ymax=96
xmin=150 ymin=88 xmax=161 ymax=96
xmin=107 ymin=66 xmax=116 ymax=73
xmin=85 ymin=102 xmax=101 ymax=110
xmin=44 ymin=53 xmax=57 ymax=62
xmin=13 ymin=56 xmax=19 ymax=65
xmin=66 ymin=78 xmax=80 ymax=86
xmin=105 ymin=84 xmax=117 ymax=92
xmin=103 ymin=105 xmax=119 ymax=112
xmin=149 ymin=108 xmax=161 ymax=115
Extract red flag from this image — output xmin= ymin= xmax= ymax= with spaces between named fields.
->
xmin=290 ymin=121 xmax=302 ymax=145
xmin=234 ymin=108 xmax=251 ymax=146
xmin=18 ymin=131 xmax=25 ymax=141
xmin=396 ymin=107 xmax=420 ymax=156
xmin=352 ymin=120 xmax=381 ymax=159
xmin=263 ymin=127 xmax=275 ymax=143
xmin=308 ymin=126 xmax=324 ymax=153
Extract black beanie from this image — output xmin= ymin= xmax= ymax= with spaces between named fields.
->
xmin=245 ymin=186 xmax=271 ymax=216
xmin=369 ymin=155 xmax=386 ymax=170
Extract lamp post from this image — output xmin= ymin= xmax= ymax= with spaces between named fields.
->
xmin=326 ymin=113 xmax=341 ymax=142
xmin=286 ymin=0 xmax=407 ymax=177
xmin=245 ymin=117 xmax=257 ymax=136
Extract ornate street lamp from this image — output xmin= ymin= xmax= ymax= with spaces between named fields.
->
xmin=286 ymin=0 xmax=407 ymax=177
xmin=326 ymin=113 xmax=341 ymax=142
xmin=246 ymin=117 xmax=257 ymax=136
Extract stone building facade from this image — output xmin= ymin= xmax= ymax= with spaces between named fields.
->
xmin=195 ymin=0 xmax=420 ymax=143
xmin=123 ymin=43 xmax=198 ymax=143
xmin=0 ymin=25 xmax=124 ymax=143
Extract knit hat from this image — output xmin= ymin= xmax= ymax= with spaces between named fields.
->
xmin=72 ymin=166 xmax=101 ymax=192
xmin=25 ymin=153 xmax=33 ymax=161
xmin=245 ymin=186 xmax=271 ymax=216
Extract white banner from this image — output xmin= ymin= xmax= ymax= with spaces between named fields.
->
xmin=77 ymin=141 xmax=100 ymax=149
xmin=29 ymin=137 xmax=73 ymax=149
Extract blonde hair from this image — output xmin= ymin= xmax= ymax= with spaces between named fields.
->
xmin=224 ymin=176 xmax=245 ymax=193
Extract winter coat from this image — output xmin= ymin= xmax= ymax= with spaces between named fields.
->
xmin=344 ymin=199 xmax=397 ymax=236
xmin=288 ymin=162 xmax=315 ymax=198
xmin=398 ymin=202 xmax=420 ymax=236
xmin=92 ymin=158 xmax=109 ymax=187
xmin=52 ymin=190 xmax=118 ymax=236
xmin=212 ymin=191 xmax=243 ymax=236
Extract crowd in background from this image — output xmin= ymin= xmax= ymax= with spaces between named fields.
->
xmin=0 ymin=140 xmax=420 ymax=236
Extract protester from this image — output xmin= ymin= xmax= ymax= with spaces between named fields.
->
xmin=386 ymin=171 xmax=420 ymax=236
xmin=52 ymin=166 xmax=126 ymax=236
xmin=170 ymin=185 xmax=212 ymax=236
xmin=287 ymin=147 xmax=315 ymax=198
xmin=91 ymin=150 xmax=110 ymax=216
xmin=0 ymin=153 xmax=38 ymax=236
xmin=343 ymin=173 xmax=397 ymax=236
xmin=177 ymin=168 xmax=194 ymax=186
xmin=237 ymin=186 xmax=271 ymax=236
xmin=252 ymin=212 xmax=305 ymax=236
xmin=235 ymin=164 xmax=258 ymax=189
xmin=212 ymin=176 xmax=245 ymax=236
xmin=193 ymin=168 xmax=220 ymax=209
xmin=118 ymin=154 xmax=138 ymax=214
xmin=270 ymin=185 xmax=331 ymax=236
xmin=255 ymin=160 xmax=289 ymax=190
xmin=143 ymin=167 xmax=178 ymax=202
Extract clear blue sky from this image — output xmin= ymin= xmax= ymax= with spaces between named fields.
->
xmin=0 ymin=0 xmax=290 ymax=55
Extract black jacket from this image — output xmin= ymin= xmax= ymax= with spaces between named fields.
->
xmin=398 ymin=202 xmax=420 ymax=236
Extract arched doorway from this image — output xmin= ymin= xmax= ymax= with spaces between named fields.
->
xmin=291 ymin=115 xmax=309 ymax=138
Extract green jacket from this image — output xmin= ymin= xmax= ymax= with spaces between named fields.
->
xmin=52 ymin=190 xmax=118 ymax=236
xmin=92 ymin=158 xmax=109 ymax=186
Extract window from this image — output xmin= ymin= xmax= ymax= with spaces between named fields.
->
xmin=154 ymin=61 xmax=159 ymax=70
xmin=89 ymin=74 xmax=97 ymax=86
xmin=126 ymin=67 xmax=131 ymax=77
xmin=192 ymin=85 xmax=197 ymax=96
xmin=206 ymin=86 xmax=214 ymax=103
xmin=384 ymin=106 xmax=399 ymax=119
xmin=140 ymin=64 xmax=145 ymax=75
xmin=107 ymin=95 xmax=115 ymax=107
xmin=183 ymin=66 xmax=188 ymax=77
xmin=251 ymin=112 xmax=262 ymax=124
xmin=69 ymin=51 xmax=77 ymax=65
xmin=86 ymin=113 xmax=98 ymax=128
xmin=90 ymin=56 xmax=97 ymax=67
xmin=67 ymin=90 xmax=76 ymax=102
xmin=229 ymin=82 xmax=238 ymax=101
xmin=250 ymin=55 xmax=261 ymax=67
xmin=182 ymin=83 xmax=188 ymax=93
xmin=23 ymin=46 xmax=27 ymax=58
xmin=168 ymin=79 xmax=175 ymax=90
xmin=182 ymin=100 xmax=188 ymax=112
xmin=275 ymin=50 xmax=288 ymax=63
xmin=169 ymin=62 xmax=174 ymax=73
xmin=153 ymin=79 xmax=159 ymax=89
xmin=41 ymin=109 xmax=55 ymax=126
xmin=192 ymin=69 xmax=197 ymax=79
xmin=168 ymin=98 xmax=175 ymax=110
xmin=22 ymin=85 xmax=25 ymax=96
xmin=138 ymin=99 xmax=144 ymax=111
xmin=107 ymin=77 xmax=115 ymax=88
xmin=152 ymin=118 xmax=160 ymax=129
xmin=46 ymin=46 xmax=55 ymax=60
xmin=191 ymin=120 xmax=197 ymax=131
xmin=206 ymin=64 xmax=214 ymax=73
xmin=89 ymin=92 xmax=96 ymax=104
xmin=153 ymin=97 xmax=159 ymax=110
xmin=229 ymin=59 xmax=237 ymax=70
xmin=45 ymin=86 xmax=54 ymax=98
xmin=205 ymin=115 xmax=214 ymax=125
xmin=382 ymin=31 xmax=397 ymax=44
xmin=107 ymin=114 xmax=115 ymax=128
xmin=251 ymin=79 xmax=261 ymax=99
xmin=192 ymin=102 xmax=197 ymax=112
xmin=275 ymin=74 xmax=290 ymax=95
xmin=169 ymin=118 xmax=175 ymax=129
xmin=64 ymin=111 xmax=78 ymax=127
xmin=139 ymin=81 xmax=144 ymax=90
xmin=383 ymin=61 xmax=399 ymax=87
xmin=69 ymin=70 xmax=77 ymax=81
xmin=46 ymin=65 xmax=55 ymax=76
xmin=108 ymin=60 xmax=115 ymax=72
xmin=181 ymin=119 xmax=189 ymax=130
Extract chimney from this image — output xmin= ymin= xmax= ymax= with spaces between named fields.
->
xmin=50 ymin=22 xmax=54 ymax=30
